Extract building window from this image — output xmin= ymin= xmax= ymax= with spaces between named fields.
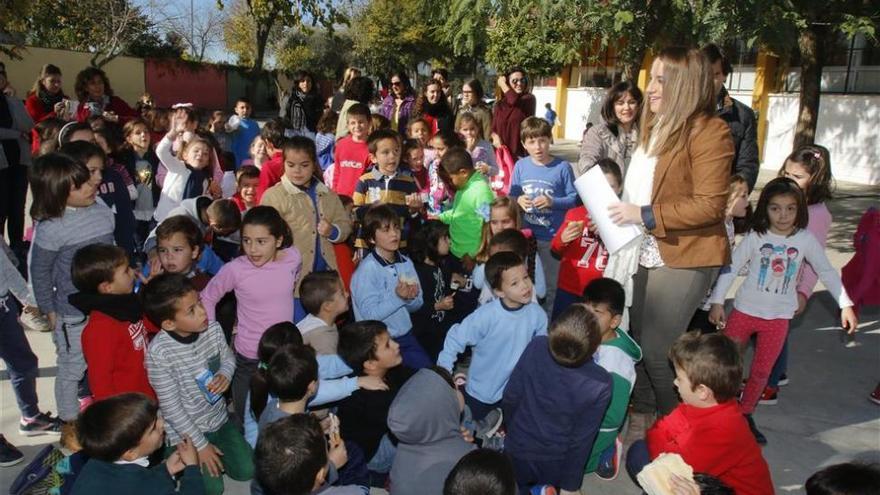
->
xmin=782 ymin=34 xmax=879 ymax=94
xmin=571 ymin=47 xmax=620 ymax=88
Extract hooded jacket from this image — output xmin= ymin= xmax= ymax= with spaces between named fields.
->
xmin=387 ymin=369 xmax=475 ymax=495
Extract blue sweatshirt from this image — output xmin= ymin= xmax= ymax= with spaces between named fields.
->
xmin=231 ymin=117 xmax=261 ymax=168
xmin=509 ymin=156 xmax=578 ymax=241
xmin=351 ymin=250 xmax=423 ymax=338
xmin=503 ymin=336 xmax=612 ymax=490
xmin=438 ymin=298 xmax=547 ymax=404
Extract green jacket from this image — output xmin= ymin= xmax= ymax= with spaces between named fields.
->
xmin=585 ymin=328 xmax=642 ymax=473
xmin=437 ymin=171 xmax=494 ymax=258
xmin=71 ymin=460 xmax=204 ymax=495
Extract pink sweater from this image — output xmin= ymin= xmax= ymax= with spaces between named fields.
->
xmin=797 ymin=202 xmax=832 ymax=299
xmin=201 ymin=249 xmax=302 ymax=359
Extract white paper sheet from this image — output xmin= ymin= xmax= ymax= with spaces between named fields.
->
xmin=574 ymin=167 xmax=642 ymax=254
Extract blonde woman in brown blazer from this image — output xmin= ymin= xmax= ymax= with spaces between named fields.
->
xmin=607 ymin=47 xmax=734 ymax=423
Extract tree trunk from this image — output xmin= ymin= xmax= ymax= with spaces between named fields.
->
xmin=793 ymin=25 xmax=823 ymax=148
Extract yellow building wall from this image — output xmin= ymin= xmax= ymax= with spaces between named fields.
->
xmin=1 ymin=45 xmax=145 ymax=104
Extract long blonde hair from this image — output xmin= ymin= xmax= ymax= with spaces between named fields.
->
xmin=639 ymin=47 xmax=716 ymax=157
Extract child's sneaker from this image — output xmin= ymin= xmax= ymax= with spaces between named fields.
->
xmin=453 ymin=372 xmax=467 ymax=388
xmin=595 ymin=435 xmax=623 ymax=480
xmin=529 ymin=485 xmax=557 ymax=495
xmin=475 ymin=408 xmax=503 ymax=441
xmin=758 ymin=386 xmax=779 ymax=405
xmin=0 ymin=435 xmax=24 ymax=467
xmin=20 ymin=310 xmax=52 ymax=332
xmin=78 ymin=396 xmax=94 ymax=412
xmin=19 ymin=412 xmax=62 ymax=436
xmin=744 ymin=414 xmax=767 ymax=445
xmin=778 ymin=374 xmax=789 ymax=386
xmin=870 ymin=382 xmax=880 ymax=405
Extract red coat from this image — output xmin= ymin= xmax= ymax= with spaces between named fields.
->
xmin=647 ymin=401 xmax=773 ymax=495
xmin=24 ymin=92 xmax=67 ymax=155
xmin=550 ymin=206 xmax=608 ymax=296
xmin=81 ymin=310 xmax=156 ymax=402
xmin=75 ymin=95 xmax=137 ymax=125
xmin=492 ymin=89 xmax=536 ymax=158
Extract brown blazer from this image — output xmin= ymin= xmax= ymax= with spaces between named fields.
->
xmin=648 ymin=116 xmax=734 ymax=268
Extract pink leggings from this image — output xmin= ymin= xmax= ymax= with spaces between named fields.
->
xmin=723 ymin=309 xmax=790 ymax=414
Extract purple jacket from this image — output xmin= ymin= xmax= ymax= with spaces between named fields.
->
xmin=381 ymin=94 xmax=416 ymax=135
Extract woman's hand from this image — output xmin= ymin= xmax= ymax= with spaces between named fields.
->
xmin=840 ymin=306 xmax=858 ymax=335
xmin=608 ymin=202 xmax=643 ymax=226
xmin=53 ymin=101 xmax=67 ymax=115
xmin=496 ymin=75 xmax=509 ymax=93
xmin=102 ymin=111 xmax=119 ymax=123
xmin=490 ymin=132 xmax=503 ymax=148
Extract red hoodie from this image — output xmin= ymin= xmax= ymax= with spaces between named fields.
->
xmin=332 ymin=136 xmax=371 ymax=197
xmin=81 ymin=310 xmax=156 ymax=401
xmin=256 ymin=151 xmax=284 ymax=204
xmin=647 ymin=401 xmax=773 ymax=495
xmin=550 ymin=205 xmax=608 ymax=296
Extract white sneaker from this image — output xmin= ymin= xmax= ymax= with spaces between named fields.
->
xmin=20 ymin=311 xmax=51 ymax=332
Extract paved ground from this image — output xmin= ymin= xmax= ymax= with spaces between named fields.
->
xmin=1 ymin=141 xmax=878 ymax=494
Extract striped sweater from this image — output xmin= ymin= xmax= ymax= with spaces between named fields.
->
xmin=352 ymin=169 xmax=420 ymax=249
xmin=146 ymin=322 xmax=235 ymax=449
xmin=30 ymin=203 xmax=115 ymax=318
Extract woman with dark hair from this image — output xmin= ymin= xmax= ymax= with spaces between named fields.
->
xmin=73 ymin=67 xmax=137 ymax=126
xmin=380 ymin=72 xmax=416 ymax=135
xmin=577 ymin=81 xmax=643 ymax=177
xmin=413 ymin=80 xmax=454 ymax=136
xmin=25 ymin=64 xmax=71 ymax=155
xmin=0 ymin=67 xmax=34 ymax=262
xmin=491 ymin=67 xmax=536 ymax=158
xmin=330 ymin=67 xmax=361 ymax=112
xmin=606 ymin=47 xmax=734 ymax=430
xmin=280 ymin=70 xmax=324 ymax=138
xmin=334 ymin=75 xmax=375 ymax=138
xmin=454 ymin=79 xmax=492 ymax=142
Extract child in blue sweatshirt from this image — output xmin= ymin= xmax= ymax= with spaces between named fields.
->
xmin=350 ymin=204 xmax=429 ymax=369
xmin=503 ymin=304 xmax=612 ymax=494
xmin=437 ymin=251 xmax=547 ymax=421
xmin=509 ymin=117 xmax=577 ymax=314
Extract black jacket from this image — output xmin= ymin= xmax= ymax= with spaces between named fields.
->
xmin=717 ymin=87 xmax=759 ymax=191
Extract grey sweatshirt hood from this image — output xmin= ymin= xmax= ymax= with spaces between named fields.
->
xmin=387 ymin=369 xmax=475 ymax=495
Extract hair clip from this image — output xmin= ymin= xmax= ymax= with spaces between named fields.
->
xmin=172 ymin=103 xmax=194 ymax=109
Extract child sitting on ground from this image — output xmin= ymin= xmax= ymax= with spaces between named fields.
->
xmin=71 ymin=393 xmax=203 ymax=495
xmin=626 ymin=332 xmax=773 ymax=495
xmin=230 ymin=165 xmax=260 ymax=212
xmin=143 ymin=273 xmax=253 ymax=495
xmin=350 ymin=205 xmax=429 ymax=369
xmin=387 ymin=367 xmax=475 ymax=495
xmin=443 ymin=449 xmax=517 ymax=495
xmin=437 ymin=251 xmax=547 ymax=422
xmin=298 ymin=271 xmax=348 ymax=355
xmin=581 ymin=278 xmax=641 ymax=480
xmin=436 ymin=147 xmax=495 ymax=262
xmin=335 ymin=320 xmax=415 ymax=477
xmin=70 ymin=244 xmax=155 ymax=401
xmin=255 ymin=414 xmax=363 ymax=495
xmin=503 ymin=304 xmax=612 ymax=495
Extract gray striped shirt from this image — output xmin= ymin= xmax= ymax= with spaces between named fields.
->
xmin=146 ymin=322 xmax=235 ymax=449
xmin=0 ymin=239 xmax=33 ymax=305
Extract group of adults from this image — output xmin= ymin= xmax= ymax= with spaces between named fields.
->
xmin=1 ymin=62 xmax=137 ymax=262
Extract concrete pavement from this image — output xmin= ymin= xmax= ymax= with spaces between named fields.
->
xmin=2 ymin=141 xmax=878 ymax=494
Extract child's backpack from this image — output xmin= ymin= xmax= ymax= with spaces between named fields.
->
xmin=7 ymin=445 xmax=88 ymax=495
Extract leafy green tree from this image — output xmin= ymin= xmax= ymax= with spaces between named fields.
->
xmin=350 ymin=0 xmax=440 ymax=76
xmin=275 ymin=29 xmax=354 ymax=80
xmin=0 ymin=0 xmax=31 ymax=59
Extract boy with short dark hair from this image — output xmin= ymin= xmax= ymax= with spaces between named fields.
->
xmin=331 ymin=103 xmax=373 ymax=197
xmin=229 ymin=97 xmax=260 ymax=169
xmin=805 ymin=462 xmax=880 ymax=495
xmin=154 ymin=215 xmax=213 ymax=290
xmin=437 ymin=147 xmax=494 ymax=259
xmin=255 ymin=414 xmax=362 ymax=495
xmin=503 ymin=304 xmax=612 ymax=494
xmin=255 ymin=118 xmax=287 ymax=202
xmin=143 ymin=273 xmax=253 ymax=495
xmin=298 ymin=270 xmax=348 ymax=355
xmin=581 ymin=277 xmax=641 ymax=479
xmin=437 ymin=251 xmax=547 ymax=421
xmin=231 ymin=165 xmax=260 ymax=212
xmin=509 ymin=116 xmax=578 ymax=313
xmin=335 ymin=320 xmax=414 ymax=475
xmin=70 ymin=244 xmax=155 ymax=402
xmin=352 ymin=129 xmax=421 ymax=249
xmin=627 ymin=332 xmax=773 ymax=495
xmin=71 ymin=393 xmax=203 ymax=495
xmin=145 ymin=196 xmax=241 ymax=262
xmin=350 ymin=205 xmax=429 ymax=369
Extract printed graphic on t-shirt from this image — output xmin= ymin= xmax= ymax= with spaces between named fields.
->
xmin=128 ymin=321 xmax=147 ymax=351
xmin=578 ymin=230 xmax=608 ymax=271
xmin=757 ymin=243 xmax=799 ymax=294
xmin=521 ymin=181 xmax=555 ymax=228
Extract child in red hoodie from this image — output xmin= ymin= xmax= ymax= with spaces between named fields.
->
xmin=331 ymin=103 xmax=373 ymax=197
xmin=70 ymin=244 xmax=156 ymax=402
xmin=626 ymin=332 xmax=773 ymax=495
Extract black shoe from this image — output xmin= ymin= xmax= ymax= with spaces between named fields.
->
xmin=0 ymin=435 xmax=24 ymax=467
xmin=744 ymin=414 xmax=767 ymax=445
xmin=19 ymin=412 xmax=63 ymax=436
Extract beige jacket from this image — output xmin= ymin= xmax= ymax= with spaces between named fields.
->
xmin=261 ymin=176 xmax=352 ymax=295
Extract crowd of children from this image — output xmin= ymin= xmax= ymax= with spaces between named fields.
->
xmin=0 ymin=61 xmax=876 ymax=495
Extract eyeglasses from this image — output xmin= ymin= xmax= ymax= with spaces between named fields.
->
xmin=391 ymin=81 xmax=402 ymax=86
xmin=510 ymin=78 xmax=526 ymax=85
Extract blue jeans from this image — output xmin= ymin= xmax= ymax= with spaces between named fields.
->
xmin=366 ymin=434 xmax=396 ymax=473
xmin=0 ymin=294 xmax=40 ymax=418
xmin=625 ymin=440 xmax=651 ymax=486
xmin=551 ymin=288 xmax=580 ymax=320
xmin=394 ymin=331 xmax=432 ymax=370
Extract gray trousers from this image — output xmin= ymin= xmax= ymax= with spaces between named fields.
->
xmin=629 ymin=265 xmax=718 ymax=416
xmin=53 ymin=315 xmax=88 ymax=421
xmin=536 ymin=240 xmax=559 ymax=315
